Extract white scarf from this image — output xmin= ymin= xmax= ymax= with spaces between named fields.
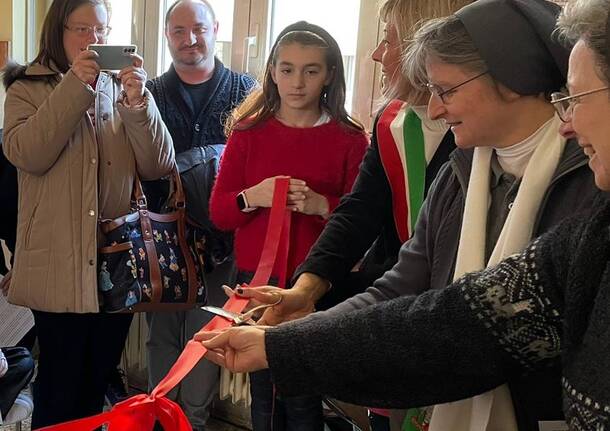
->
xmin=429 ymin=115 xmax=565 ymax=431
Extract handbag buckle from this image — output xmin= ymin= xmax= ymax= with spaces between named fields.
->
xmin=136 ymin=196 xmax=147 ymax=210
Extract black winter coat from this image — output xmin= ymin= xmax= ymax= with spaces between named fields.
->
xmin=144 ymin=59 xmax=256 ymax=267
xmin=294 ymin=111 xmax=456 ymax=308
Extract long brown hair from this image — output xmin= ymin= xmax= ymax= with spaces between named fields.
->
xmin=34 ymin=0 xmax=111 ymax=73
xmin=225 ymin=21 xmax=364 ymax=135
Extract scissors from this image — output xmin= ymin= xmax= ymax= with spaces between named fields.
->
xmin=200 ymin=294 xmax=282 ymax=326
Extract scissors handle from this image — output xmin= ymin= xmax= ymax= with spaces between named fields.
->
xmin=234 ymin=294 xmax=283 ymax=325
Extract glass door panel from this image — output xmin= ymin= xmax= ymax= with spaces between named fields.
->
xmin=107 ymin=0 xmax=134 ymax=44
xmin=211 ymin=0 xmax=235 ymax=68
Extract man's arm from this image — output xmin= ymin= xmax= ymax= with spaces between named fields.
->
xmin=266 ymin=236 xmax=564 ymax=408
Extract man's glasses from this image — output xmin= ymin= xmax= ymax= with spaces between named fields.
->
xmin=64 ymin=24 xmax=112 ymax=38
xmin=426 ymin=70 xmax=489 ymax=104
xmin=550 ymin=87 xmax=610 ymax=122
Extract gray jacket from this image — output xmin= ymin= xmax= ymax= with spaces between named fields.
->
xmin=310 ymin=140 xmax=601 ymax=429
xmin=322 ymin=140 xmax=597 ymax=314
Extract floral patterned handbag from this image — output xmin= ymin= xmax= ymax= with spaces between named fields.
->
xmin=97 ymin=167 xmax=206 ymax=312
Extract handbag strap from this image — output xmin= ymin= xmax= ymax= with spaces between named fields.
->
xmin=132 ymin=164 xmax=186 ymax=210
xmin=133 ymin=164 xmax=190 ymax=304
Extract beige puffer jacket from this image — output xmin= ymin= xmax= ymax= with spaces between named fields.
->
xmin=2 ymin=63 xmax=175 ymax=313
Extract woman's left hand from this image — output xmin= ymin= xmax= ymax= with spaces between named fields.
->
xmin=118 ymin=54 xmax=147 ymax=106
xmin=195 ymin=326 xmax=269 ymax=373
xmin=288 ymin=187 xmax=330 ymax=219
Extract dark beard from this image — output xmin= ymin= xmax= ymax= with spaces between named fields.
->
xmin=169 ymin=45 xmax=208 ymax=67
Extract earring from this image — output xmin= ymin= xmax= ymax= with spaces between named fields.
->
xmin=322 ymin=87 xmax=329 ymax=104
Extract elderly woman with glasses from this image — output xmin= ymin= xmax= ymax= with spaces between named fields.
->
xmin=1 ymin=0 xmax=174 ymax=427
xmin=196 ymin=0 xmax=608 ymax=430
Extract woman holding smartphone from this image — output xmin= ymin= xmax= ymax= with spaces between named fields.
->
xmin=2 ymin=0 xmax=174 ymax=427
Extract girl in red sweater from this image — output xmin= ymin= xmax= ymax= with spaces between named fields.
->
xmin=209 ymin=21 xmax=368 ymax=431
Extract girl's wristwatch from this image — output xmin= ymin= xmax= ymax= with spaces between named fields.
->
xmin=236 ymin=191 xmax=256 ymax=212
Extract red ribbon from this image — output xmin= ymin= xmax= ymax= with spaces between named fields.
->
xmin=38 ymin=178 xmax=291 ymax=431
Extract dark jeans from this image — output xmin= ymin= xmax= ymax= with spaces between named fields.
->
xmin=16 ymin=327 xmax=37 ymax=352
xmin=0 ymin=347 xmax=35 ymax=418
xmin=31 ymin=310 xmax=133 ymax=429
xmin=250 ymin=369 xmax=324 ymax=431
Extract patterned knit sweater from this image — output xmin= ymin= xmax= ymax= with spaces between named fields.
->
xmin=266 ymin=195 xmax=610 ymax=431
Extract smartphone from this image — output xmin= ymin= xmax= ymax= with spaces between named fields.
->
xmin=87 ymin=44 xmax=137 ymax=71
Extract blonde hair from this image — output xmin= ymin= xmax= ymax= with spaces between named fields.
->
xmin=377 ymin=0 xmax=475 ymax=102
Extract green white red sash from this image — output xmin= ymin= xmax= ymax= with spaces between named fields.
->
xmin=376 ymin=100 xmax=430 ymax=431
xmin=377 ymin=100 xmax=426 ymax=243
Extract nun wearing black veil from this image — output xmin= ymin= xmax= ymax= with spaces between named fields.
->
xmin=196 ymin=0 xmax=610 ymax=429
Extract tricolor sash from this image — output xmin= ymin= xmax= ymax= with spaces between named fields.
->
xmin=377 ymin=100 xmax=430 ymax=431
xmin=377 ymin=101 xmax=426 ymax=242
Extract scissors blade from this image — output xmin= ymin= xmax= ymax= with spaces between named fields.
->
xmin=200 ymin=305 xmax=239 ymax=322
xmin=200 ymin=305 xmax=254 ymax=326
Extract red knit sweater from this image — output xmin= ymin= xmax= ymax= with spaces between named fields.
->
xmin=210 ymin=117 xmax=368 ymax=279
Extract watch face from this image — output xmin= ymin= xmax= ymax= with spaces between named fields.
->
xmin=237 ymin=192 xmax=247 ymax=210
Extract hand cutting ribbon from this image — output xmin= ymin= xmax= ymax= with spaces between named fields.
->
xmin=38 ymin=177 xmax=292 ymax=431
xmin=201 ymin=294 xmax=283 ymax=326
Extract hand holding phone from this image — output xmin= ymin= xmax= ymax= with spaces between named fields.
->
xmin=83 ymin=44 xmax=146 ymax=105
xmin=71 ymin=50 xmax=100 ymax=85
xmin=117 ymin=52 xmax=147 ymax=106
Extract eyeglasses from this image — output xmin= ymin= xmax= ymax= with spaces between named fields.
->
xmin=426 ymin=70 xmax=489 ymax=104
xmin=550 ymin=87 xmax=610 ymax=122
xmin=169 ymin=26 xmax=209 ymax=38
xmin=64 ymin=24 xmax=112 ymax=38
